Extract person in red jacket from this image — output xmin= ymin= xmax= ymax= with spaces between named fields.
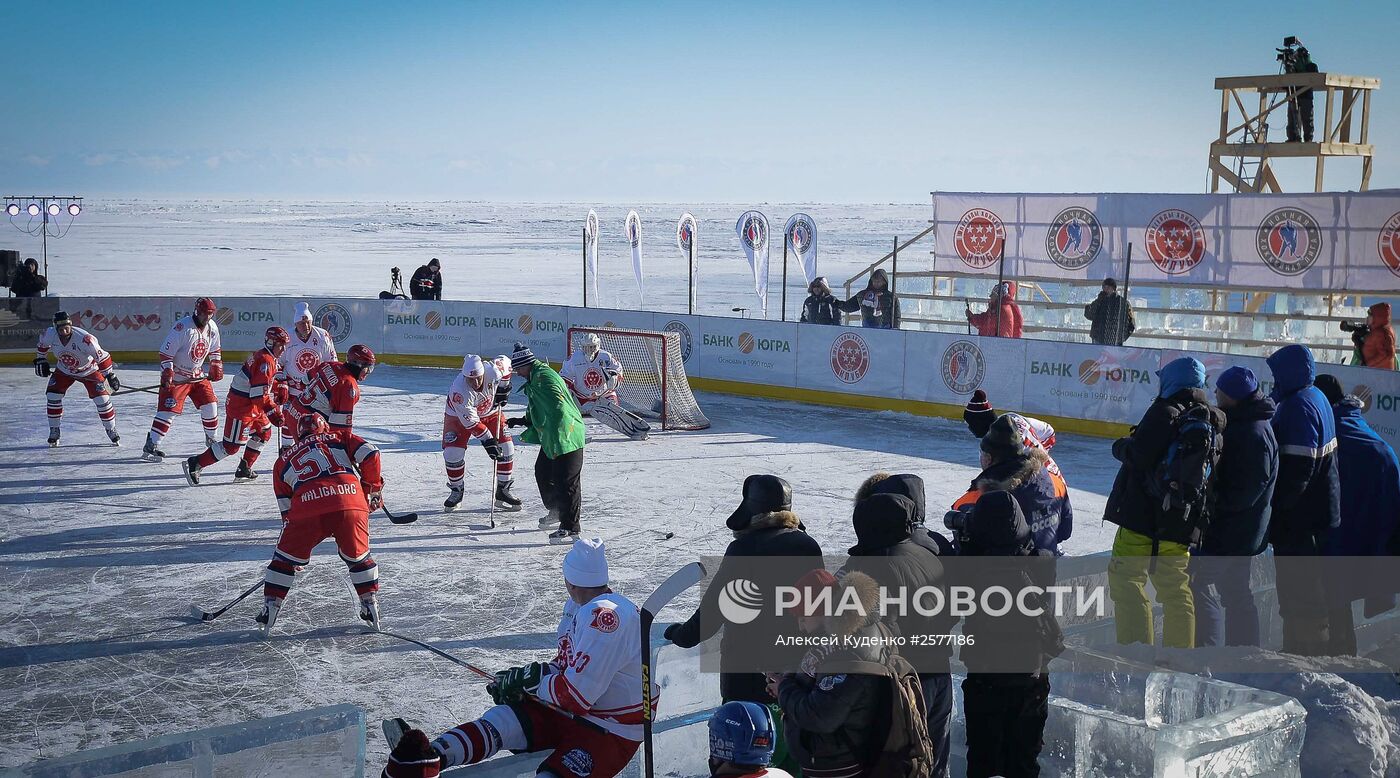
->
xmin=1361 ymin=302 xmax=1396 ymax=370
xmin=183 ymin=326 xmax=289 ymax=485
xmin=259 ymin=413 xmax=384 ymax=637
xmin=965 ymin=282 xmax=1023 ymax=338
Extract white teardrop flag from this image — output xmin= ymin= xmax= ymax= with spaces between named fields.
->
xmin=585 ymin=209 xmax=600 ymax=305
xmin=736 ymin=210 xmax=770 ymax=317
xmin=785 ymin=213 xmax=818 ymax=285
xmin=626 ymin=210 xmax=645 ymax=308
xmin=677 ymin=212 xmax=698 ymax=313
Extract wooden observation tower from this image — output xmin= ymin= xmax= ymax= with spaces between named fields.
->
xmin=1209 ymin=71 xmax=1379 ymax=193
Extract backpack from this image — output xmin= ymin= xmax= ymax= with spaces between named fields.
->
xmin=829 ymin=654 xmax=936 ymax=778
xmin=1147 ymin=402 xmax=1224 ymax=543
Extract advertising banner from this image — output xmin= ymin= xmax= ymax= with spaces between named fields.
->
xmin=796 ymin=326 xmax=904 ymax=397
xmin=784 ymin=213 xmax=818 ymax=285
xmin=1020 ymin=341 xmax=1161 ymax=425
xmin=677 ymin=213 xmax=697 ymax=313
xmin=380 ymin=299 xmax=480 ymax=357
xmin=652 ymin=314 xmax=702 ymax=372
xmin=585 ymin=209 xmax=600 ymax=306
xmin=475 ymin=302 xmax=570 ymax=365
xmin=903 ymin=333 xmax=1027 ymax=407
xmin=1342 ymin=194 xmax=1400 ymax=293
xmin=212 ymin=298 xmax=291 ymax=353
xmin=302 ymin=298 xmax=388 ymax=354
xmin=63 ymin=296 xmax=177 ymax=351
xmin=0 ymin=296 xmax=60 ymax=351
xmin=737 ymin=211 xmax=770 ymax=317
xmin=693 ymin=315 xmax=797 ymax=386
xmin=626 ymin=210 xmax=645 ymax=309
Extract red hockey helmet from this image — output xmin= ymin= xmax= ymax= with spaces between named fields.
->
xmin=265 ymin=326 xmax=290 ymax=349
xmin=297 ymin=413 xmax=330 ymax=440
xmin=347 ymin=344 xmax=376 ymax=377
xmin=194 ymin=297 xmax=217 ymax=316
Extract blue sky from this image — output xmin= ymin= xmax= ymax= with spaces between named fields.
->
xmin=2 ymin=1 xmax=1396 ymax=202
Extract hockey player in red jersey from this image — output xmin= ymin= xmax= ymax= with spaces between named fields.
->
xmin=291 ymin=344 xmax=376 ymax=432
xmin=182 ymin=327 xmax=290 ymax=485
xmin=143 ymin=296 xmax=223 ymax=461
xmin=258 ymin=413 xmax=383 ymax=637
xmin=441 ymin=354 xmax=521 ymax=512
xmin=34 ymin=310 xmax=122 ymax=447
xmin=278 ymin=301 xmax=338 ymax=451
xmin=382 ymin=539 xmax=654 ymax=778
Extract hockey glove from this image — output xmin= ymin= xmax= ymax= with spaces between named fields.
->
xmin=490 ymin=662 xmax=545 ymax=704
xmin=493 ymin=385 xmax=510 ymax=410
xmin=207 ymin=361 xmax=224 ymax=382
xmin=267 ymin=407 xmax=284 ymax=428
xmin=272 ymin=382 xmax=290 ymax=406
xmin=480 ymin=436 xmax=503 ymax=461
xmin=506 ymin=416 xmax=528 ymax=429
xmin=160 ymin=367 xmax=175 ymax=389
xmin=33 ymin=357 xmax=50 ymax=378
xmin=604 ymin=369 xmax=620 ymax=392
xmin=103 ymin=371 xmax=121 ymax=392
xmin=366 ymin=490 xmax=383 ymax=512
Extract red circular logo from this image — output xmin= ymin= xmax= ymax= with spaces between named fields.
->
xmin=60 ymin=353 xmax=80 ymax=370
xmin=1145 ymin=209 xmax=1207 ymax=274
xmin=830 ymin=332 xmax=870 ymax=384
xmin=451 ymin=392 xmax=464 ymax=405
xmin=590 ymin=608 xmax=619 ymax=633
xmin=190 ymin=341 xmax=209 ymax=361
xmin=295 ymin=351 xmax=319 ymax=373
xmin=1379 ymin=212 xmax=1400 ymax=279
xmin=953 ymin=209 xmax=1005 ymax=269
xmin=583 ymin=367 xmax=605 ymax=391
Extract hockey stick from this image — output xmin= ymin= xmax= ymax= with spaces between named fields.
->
xmin=112 ymin=383 xmax=162 ymax=397
xmin=381 ymin=504 xmax=418 ymax=525
xmin=641 ymin=561 xmax=706 ymax=778
xmin=487 ymin=463 xmax=497 ymax=529
xmin=189 ymin=580 xmax=262 ymax=622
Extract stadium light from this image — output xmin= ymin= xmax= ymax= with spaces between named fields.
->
xmin=4 ymin=204 xmax=17 ymax=217
xmin=27 ymin=203 xmax=40 ymax=216
xmin=47 ymin=203 xmax=60 ymax=216
xmin=68 ymin=203 xmax=81 ymax=216
xmin=3 ymin=195 xmax=84 ymax=295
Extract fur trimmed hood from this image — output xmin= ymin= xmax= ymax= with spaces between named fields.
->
xmin=826 ymin=570 xmax=881 ymax=637
xmin=975 ymin=447 xmax=1049 ymax=493
xmin=854 ymin=472 xmax=891 ymax=503
xmin=735 ymin=509 xmax=800 ymax=537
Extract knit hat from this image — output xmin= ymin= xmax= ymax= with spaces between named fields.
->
xmin=562 ymin=538 xmax=609 ymax=587
xmin=53 ymin=311 xmax=71 ymax=326
xmin=294 ymin=301 xmax=312 ymax=321
xmin=510 ymin=342 xmax=537 ymax=367
xmin=793 ymin=568 xmax=838 ymax=616
xmin=963 ymin=389 xmax=995 ymax=438
xmin=1314 ymin=374 xmax=1345 ymax=406
xmin=461 ymin=354 xmax=484 ymax=377
xmin=979 ymin=414 xmax=1026 ymax=460
xmin=965 ymin=490 xmax=1030 ymax=553
xmin=1215 ymin=366 xmax=1259 ymax=401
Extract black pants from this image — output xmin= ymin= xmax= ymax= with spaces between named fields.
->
xmin=1272 ymin=531 xmax=1331 ymax=655
xmin=535 ymin=447 xmax=583 ymax=532
xmin=921 ymin=672 xmax=954 ymax=778
xmin=963 ymin=673 xmax=1050 ymax=778
xmin=1287 ymin=91 xmax=1314 ymax=142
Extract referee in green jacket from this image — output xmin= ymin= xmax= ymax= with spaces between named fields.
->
xmin=506 ymin=343 xmax=587 ymax=544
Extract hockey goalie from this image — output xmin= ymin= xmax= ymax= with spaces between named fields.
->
xmin=560 ymin=333 xmax=649 ymax=441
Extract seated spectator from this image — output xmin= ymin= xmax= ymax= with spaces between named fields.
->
xmin=838 ymin=268 xmax=899 ymax=329
xmin=965 ymin=282 xmax=1022 ymax=338
xmin=1083 ymin=277 xmax=1135 ymax=346
xmin=952 ymin=414 xmax=1072 ymax=554
xmin=799 ymin=276 xmax=841 ymax=325
xmin=1361 ymin=303 xmax=1396 ymax=370
xmin=410 ymin=258 xmax=442 ymax=300
xmin=8 ymin=257 xmax=47 ymax=314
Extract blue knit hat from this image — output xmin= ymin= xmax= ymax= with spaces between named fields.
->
xmin=1215 ymin=366 xmax=1259 ymax=401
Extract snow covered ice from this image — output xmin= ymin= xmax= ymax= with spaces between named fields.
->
xmin=0 ymin=361 xmax=1118 ymax=773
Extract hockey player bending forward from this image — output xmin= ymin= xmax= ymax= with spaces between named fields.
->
xmin=561 ymin=332 xmax=649 ymax=441
xmin=184 ymin=326 xmax=289 ymax=485
xmin=259 ymin=414 xmax=383 ymax=636
xmin=143 ymin=296 xmax=223 ymax=461
xmin=442 ymin=354 xmax=521 ymax=511
xmin=34 ymin=311 xmax=122 ymax=447
xmin=291 ymin=344 xmax=376 ymax=432
xmin=382 ymin=539 xmax=653 ymax=778
xmin=277 ymin=302 xmax=338 ymax=450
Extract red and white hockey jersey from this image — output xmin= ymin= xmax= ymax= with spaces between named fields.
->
xmin=1007 ymin=413 xmax=1056 ymax=452
xmin=281 ymin=326 xmax=338 ymax=388
xmin=561 ymin=349 xmax=622 ymax=402
xmin=229 ymin=348 xmax=282 ymax=415
xmin=36 ymin=326 xmax=112 ymax=379
xmin=537 ymin=592 xmax=656 ymax=742
xmin=273 ymin=431 xmax=382 ymax=521
xmin=297 ymin=361 xmax=361 ymax=430
xmin=444 ymin=356 xmax=511 ymax=435
xmin=158 ymin=316 xmax=222 ymax=380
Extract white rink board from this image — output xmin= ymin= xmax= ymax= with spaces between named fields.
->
xmin=39 ymin=296 xmax=1400 ymax=450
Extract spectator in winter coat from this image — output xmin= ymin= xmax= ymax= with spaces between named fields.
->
xmin=1083 ymin=277 xmax=1136 ymax=346
xmin=410 ymin=258 xmax=442 ymax=300
xmin=956 ymin=491 xmax=1058 ymax=778
xmin=506 ymin=344 xmax=586 ymax=541
xmin=1315 ymin=374 xmax=1400 ymax=655
xmin=1361 ymin=303 xmax=1397 ymax=370
xmin=775 ymin=570 xmax=894 ymax=777
xmin=952 ymin=414 xmax=1072 ymax=554
xmin=799 ymin=276 xmax=841 ymax=325
xmin=1190 ymin=366 xmax=1277 ymax=647
xmin=1266 ymin=344 xmax=1341 ymax=656
xmin=1104 ymin=357 xmax=1225 ymax=649
xmin=965 ymin=282 xmax=1023 ymax=338
xmin=843 ymin=485 xmax=954 ymax=778
xmin=838 ymin=268 xmax=900 ymax=329
xmin=667 ymin=475 xmax=823 ymax=705
xmin=8 ymin=257 xmax=47 ymax=315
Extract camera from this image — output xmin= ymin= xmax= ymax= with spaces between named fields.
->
xmin=1339 ymin=320 xmax=1367 ymax=334
xmin=1276 ymin=36 xmax=1305 ymax=71
xmin=943 ymin=506 xmax=975 ymax=543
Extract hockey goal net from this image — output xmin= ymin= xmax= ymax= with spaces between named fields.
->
xmin=566 ymin=326 xmax=710 ymax=430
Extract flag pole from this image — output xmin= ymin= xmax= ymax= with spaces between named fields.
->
xmin=688 ymin=228 xmax=695 ymax=316
xmin=781 ymin=235 xmax=789 ymax=322
xmin=994 ymin=239 xmax=1006 ymax=338
xmin=582 ymin=226 xmax=588 ymax=308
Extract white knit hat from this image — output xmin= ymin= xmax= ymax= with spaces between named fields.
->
xmin=294 ymin=301 xmax=312 ymax=321
xmin=563 ymin=538 xmax=609 ymax=587
xmin=462 ymin=354 xmax=483 ymax=377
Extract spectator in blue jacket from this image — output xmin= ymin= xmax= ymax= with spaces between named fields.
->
xmin=1315 ymin=374 xmax=1400 ymax=656
xmin=1266 ymin=345 xmax=1342 ymax=656
xmin=1191 ymin=366 xmax=1278 ymax=647
xmin=951 ymin=413 xmax=1072 ymax=554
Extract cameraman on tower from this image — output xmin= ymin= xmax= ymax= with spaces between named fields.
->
xmin=1278 ymin=37 xmax=1318 ymax=143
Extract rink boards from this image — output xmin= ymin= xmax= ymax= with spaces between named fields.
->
xmin=6 ymin=295 xmax=1400 ymax=448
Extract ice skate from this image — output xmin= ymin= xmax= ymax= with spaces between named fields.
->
xmin=538 ymin=510 xmax=559 ymax=529
xmin=205 ymin=434 xmax=218 ymax=449
xmin=234 ymin=461 xmax=258 ymax=482
xmin=47 ymin=428 xmax=59 ymax=448
xmin=358 ymin=593 xmax=381 ymax=631
xmin=443 ymin=484 xmax=464 ymax=511
xmin=141 ymin=439 xmax=166 ymax=462
xmin=107 ymin=429 xmax=121 ymax=446
xmin=182 ymin=457 xmax=202 ymax=485
xmin=493 ymin=479 xmax=523 ymax=512
xmin=548 ymin=529 xmax=579 ymax=545
xmin=255 ymin=598 xmax=282 ymax=638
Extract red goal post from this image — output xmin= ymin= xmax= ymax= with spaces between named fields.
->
xmin=565 ymin=327 xmax=710 ymax=430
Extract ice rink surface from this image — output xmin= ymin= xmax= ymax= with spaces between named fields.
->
xmin=0 ymin=363 xmax=1118 ymax=770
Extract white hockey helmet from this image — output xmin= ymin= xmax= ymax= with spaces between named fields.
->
xmin=583 ymin=332 xmax=601 ymax=358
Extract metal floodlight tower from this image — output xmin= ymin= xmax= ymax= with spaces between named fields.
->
xmin=3 ymin=195 xmax=83 ymax=292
